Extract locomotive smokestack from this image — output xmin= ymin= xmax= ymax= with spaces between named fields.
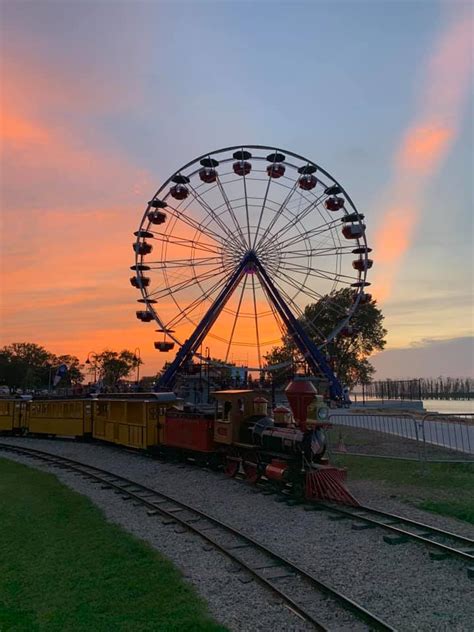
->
xmin=284 ymin=377 xmax=317 ymax=432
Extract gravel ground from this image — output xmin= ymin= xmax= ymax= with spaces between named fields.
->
xmin=1 ymin=437 xmax=474 ymax=632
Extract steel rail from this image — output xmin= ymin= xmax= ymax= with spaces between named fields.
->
xmin=316 ymin=501 xmax=474 ymax=562
xmin=0 ymin=442 xmax=393 ymax=632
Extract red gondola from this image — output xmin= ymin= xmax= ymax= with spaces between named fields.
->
xmin=133 ymin=241 xmax=153 ymax=255
xmin=325 ymin=197 xmax=345 ymax=212
xmin=267 ymin=163 xmax=285 ymax=179
xmin=148 ymin=210 xmax=166 ymax=225
xmin=352 ymin=258 xmax=373 ymax=271
xmin=136 ymin=310 xmax=154 ymax=322
xmin=154 ymin=341 xmax=175 ymax=352
xmin=130 ymin=276 xmax=150 ymax=288
xmin=233 ymin=161 xmax=251 ymax=176
xmin=342 ymin=224 xmax=365 ymax=239
xmin=199 ymin=167 xmax=218 ymax=183
xmin=298 ymin=174 xmax=317 ymax=190
xmin=170 ymin=184 xmax=189 ymax=200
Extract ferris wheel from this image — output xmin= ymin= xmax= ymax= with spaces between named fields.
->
xmin=131 ymin=145 xmax=372 ymax=396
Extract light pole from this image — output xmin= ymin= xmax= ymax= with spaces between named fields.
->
xmin=133 ymin=347 xmax=141 ymax=388
xmin=205 ymin=346 xmax=210 ymax=404
xmin=85 ymin=351 xmax=98 ymax=384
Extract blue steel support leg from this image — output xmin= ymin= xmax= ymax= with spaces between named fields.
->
xmin=156 ymin=256 xmax=251 ymax=389
xmin=255 ymin=260 xmax=343 ymax=400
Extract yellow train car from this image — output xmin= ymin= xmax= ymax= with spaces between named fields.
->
xmin=92 ymin=394 xmax=178 ymax=450
xmin=0 ymin=399 xmax=24 ymax=433
xmin=27 ymin=400 xmax=92 ymax=437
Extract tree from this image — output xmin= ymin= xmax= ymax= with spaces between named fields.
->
xmin=93 ymin=350 xmax=141 ymax=388
xmin=0 ymin=343 xmax=84 ymax=389
xmin=264 ymin=288 xmax=387 ymax=388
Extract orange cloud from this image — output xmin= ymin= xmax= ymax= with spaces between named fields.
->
xmin=1 ymin=113 xmax=51 ymax=146
xmin=371 ymin=9 xmax=473 ymax=302
xmin=397 ymin=124 xmax=453 ymax=173
xmin=372 ymin=206 xmax=416 ymax=264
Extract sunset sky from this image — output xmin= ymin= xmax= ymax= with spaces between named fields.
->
xmin=1 ymin=0 xmax=472 ymax=379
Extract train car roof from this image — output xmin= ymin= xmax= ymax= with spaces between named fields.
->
xmin=96 ymin=392 xmax=178 ymax=402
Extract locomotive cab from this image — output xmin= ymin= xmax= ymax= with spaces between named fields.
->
xmin=213 ymin=390 xmax=268 ymax=445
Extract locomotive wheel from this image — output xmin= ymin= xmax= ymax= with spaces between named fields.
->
xmin=242 ymin=461 xmax=260 ymax=484
xmin=225 ymin=458 xmax=240 ymax=478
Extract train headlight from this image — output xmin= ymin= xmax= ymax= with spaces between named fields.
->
xmin=317 ymin=406 xmax=329 ymax=421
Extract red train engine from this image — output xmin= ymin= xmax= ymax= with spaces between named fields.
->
xmin=162 ymin=378 xmax=358 ymax=505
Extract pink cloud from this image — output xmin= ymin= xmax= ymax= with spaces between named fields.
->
xmin=371 ymin=9 xmax=473 ymax=302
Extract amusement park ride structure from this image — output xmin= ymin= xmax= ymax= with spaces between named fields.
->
xmin=131 ymin=145 xmax=372 ymax=401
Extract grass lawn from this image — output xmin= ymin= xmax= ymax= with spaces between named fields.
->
xmin=0 ymin=458 xmax=226 ymax=632
xmin=333 ymin=455 xmax=474 ymax=525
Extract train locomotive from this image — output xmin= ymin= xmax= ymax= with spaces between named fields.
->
xmin=0 ymin=377 xmax=358 ymax=505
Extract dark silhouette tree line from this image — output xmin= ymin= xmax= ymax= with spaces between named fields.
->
xmin=361 ymin=377 xmax=473 ymax=401
xmin=0 ymin=343 xmax=142 ymax=392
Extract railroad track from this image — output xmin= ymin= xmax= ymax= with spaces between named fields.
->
xmin=311 ymin=502 xmax=474 ymax=563
xmin=0 ymin=442 xmax=393 ymax=632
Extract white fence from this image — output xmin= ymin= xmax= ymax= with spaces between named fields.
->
xmin=328 ymin=412 xmax=474 ymax=461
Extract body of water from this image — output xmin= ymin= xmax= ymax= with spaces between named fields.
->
xmin=351 ymin=395 xmax=473 ymax=415
xmin=422 ymin=399 xmax=473 ymax=415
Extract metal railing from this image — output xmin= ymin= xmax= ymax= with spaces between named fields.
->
xmin=328 ymin=411 xmax=474 ymax=462
xmin=420 ymin=413 xmax=473 ymax=458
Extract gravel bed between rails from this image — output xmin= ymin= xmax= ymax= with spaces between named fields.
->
xmin=2 ymin=437 xmax=474 ymax=632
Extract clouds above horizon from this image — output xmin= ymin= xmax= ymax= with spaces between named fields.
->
xmin=372 ymin=336 xmax=474 ymax=379
xmin=371 ymin=6 xmax=473 ymax=303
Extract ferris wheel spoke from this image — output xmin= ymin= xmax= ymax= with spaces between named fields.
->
xmin=215 ymin=176 xmax=249 ymax=248
xmin=257 ymin=191 xmax=326 ymax=251
xmin=251 ymin=164 xmax=274 ymax=249
xmin=150 ymin=235 xmax=223 ymax=257
xmin=160 ymin=201 xmax=229 ymax=247
xmin=224 ymin=275 xmax=248 ymax=363
xmin=146 ymin=255 xmax=225 ymax=269
xmin=251 ymin=274 xmax=262 ymax=369
xmin=254 ymin=178 xmax=300 ymax=248
xmin=282 ymin=260 xmax=360 ymax=284
xmin=275 ymin=268 xmax=349 ymax=319
xmin=274 ymin=268 xmax=324 ymax=304
xmin=281 ymin=245 xmax=354 ymax=259
xmin=242 ymin=170 xmax=252 ymax=247
xmin=186 ymin=180 xmax=245 ymax=250
xmin=271 ymin=277 xmax=327 ymax=342
xmin=268 ymin=220 xmax=341 ymax=254
xmin=274 ymin=268 xmax=349 ymax=323
xmin=261 ymin=284 xmax=286 ymax=339
xmin=165 ymin=275 xmax=230 ymax=330
xmin=148 ymin=264 xmax=228 ymax=299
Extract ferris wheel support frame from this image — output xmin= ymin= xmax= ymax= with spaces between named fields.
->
xmin=157 ymin=255 xmax=250 ymax=389
xmin=156 ymin=250 xmax=343 ymax=399
xmin=255 ymin=259 xmax=343 ymax=400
